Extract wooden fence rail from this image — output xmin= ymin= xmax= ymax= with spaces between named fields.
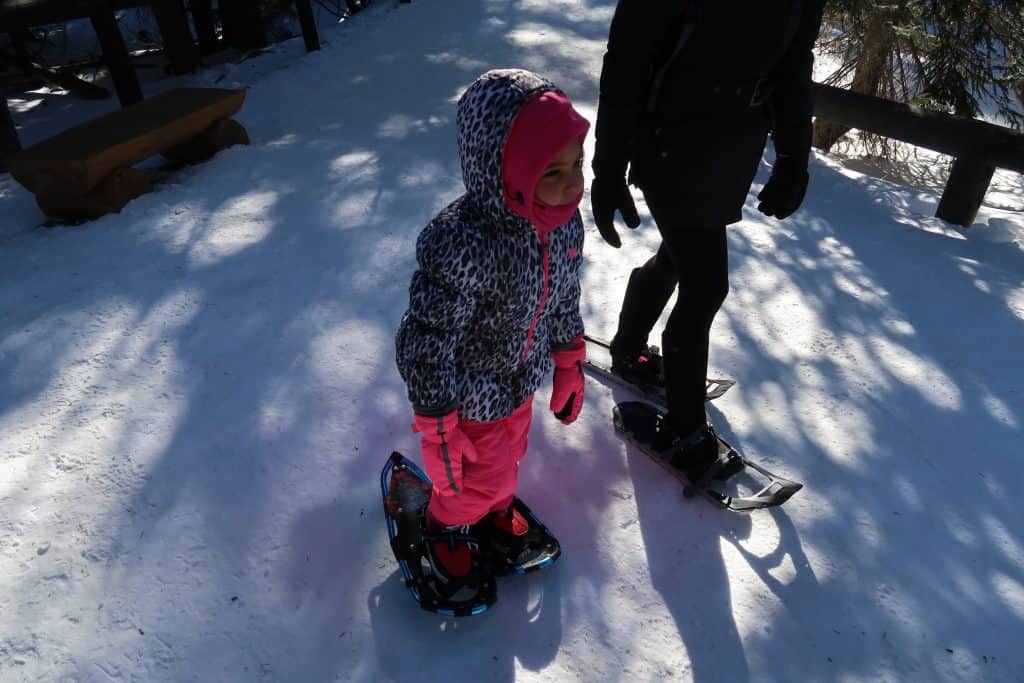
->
xmin=811 ymin=82 xmax=1024 ymax=227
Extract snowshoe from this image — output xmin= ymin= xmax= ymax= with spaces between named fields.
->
xmin=612 ymin=402 xmax=802 ymax=512
xmin=584 ymin=335 xmax=734 ymax=404
xmin=380 ymin=452 xmax=496 ymax=617
xmin=479 ymin=497 xmax=561 ymax=576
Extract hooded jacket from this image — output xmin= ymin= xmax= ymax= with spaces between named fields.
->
xmin=395 ymin=69 xmax=585 ymax=423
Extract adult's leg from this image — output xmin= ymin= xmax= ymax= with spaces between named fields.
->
xmin=645 ymin=194 xmax=729 ymax=435
xmin=610 ymin=242 xmax=678 ymax=359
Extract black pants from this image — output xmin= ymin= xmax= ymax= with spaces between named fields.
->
xmin=611 ymin=194 xmax=729 ymax=435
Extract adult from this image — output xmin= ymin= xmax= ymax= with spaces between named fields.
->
xmin=591 ymin=0 xmax=826 ymax=479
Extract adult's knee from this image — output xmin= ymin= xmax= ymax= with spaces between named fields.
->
xmin=631 ymin=252 xmax=677 ymax=296
xmin=709 ymin=267 xmax=729 ymax=312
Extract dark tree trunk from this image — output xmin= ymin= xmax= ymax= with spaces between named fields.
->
xmin=813 ymin=12 xmax=894 ymax=151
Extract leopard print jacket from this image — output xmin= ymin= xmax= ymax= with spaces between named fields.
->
xmin=395 ymin=69 xmax=584 ymax=422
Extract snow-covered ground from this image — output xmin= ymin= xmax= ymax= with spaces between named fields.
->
xmin=2 ymin=1 xmax=1023 ymax=681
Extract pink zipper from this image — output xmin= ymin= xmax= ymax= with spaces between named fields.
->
xmin=518 ymin=233 xmax=550 ymax=368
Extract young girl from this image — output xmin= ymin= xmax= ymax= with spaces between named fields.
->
xmin=395 ymin=69 xmax=590 ymax=602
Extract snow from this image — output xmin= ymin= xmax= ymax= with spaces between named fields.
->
xmin=2 ymin=1 xmax=1023 ymax=680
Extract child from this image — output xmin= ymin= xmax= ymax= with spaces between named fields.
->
xmin=395 ymin=69 xmax=590 ymax=603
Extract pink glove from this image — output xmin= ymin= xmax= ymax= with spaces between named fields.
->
xmin=550 ymin=336 xmax=586 ymax=425
xmin=412 ymin=411 xmax=478 ymax=496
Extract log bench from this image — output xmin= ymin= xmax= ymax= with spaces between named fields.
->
xmin=5 ymin=87 xmax=248 ymax=221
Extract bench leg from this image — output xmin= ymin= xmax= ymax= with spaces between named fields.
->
xmin=161 ymin=118 xmax=250 ymax=165
xmin=36 ymin=166 xmax=152 ymax=222
xmin=90 ymin=3 xmax=143 ymax=106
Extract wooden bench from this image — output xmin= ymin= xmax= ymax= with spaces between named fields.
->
xmin=5 ymin=87 xmax=248 ymax=221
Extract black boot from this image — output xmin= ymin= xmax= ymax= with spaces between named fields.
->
xmin=654 ymin=419 xmax=744 ymax=483
xmin=610 ymin=346 xmax=664 ymax=388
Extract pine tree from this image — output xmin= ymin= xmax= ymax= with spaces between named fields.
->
xmin=814 ymin=0 xmax=1024 ymax=151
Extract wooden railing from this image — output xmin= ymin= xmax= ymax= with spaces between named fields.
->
xmin=812 ymin=82 xmax=1024 ymax=227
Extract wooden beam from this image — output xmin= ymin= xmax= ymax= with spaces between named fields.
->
xmin=812 ymin=82 xmax=1024 ymax=174
xmin=219 ymin=0 xmax=266 ymax=51
xmin=296 ymin=0 xmax=319 ymax=52
xmin=0 ymin=1 xmax=108 ymax=29
xmin=1 ymin=95 xmax=21 ymax=171
xmin=150 ymin=0 xmax=200 ymax=74
xmin=89 ymin=1 xmax=143 ymax=106
xmin=188 ymin=0 xmax=220 ymax=55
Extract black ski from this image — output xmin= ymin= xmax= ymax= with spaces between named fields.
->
xmin=612 ymin=402 xmax=802 ymax=512
xmin=583 ymin=335 xmax=734 ymax=404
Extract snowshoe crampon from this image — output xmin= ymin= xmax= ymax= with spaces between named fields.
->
xmin=612 ymin=402 xmax=802 ymax=512
xmin=484 ymin=497 xmax=561 ymax=576
xmin=380 ymin=452 xmax=496 ymax=617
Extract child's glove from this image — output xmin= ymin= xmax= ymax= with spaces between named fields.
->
xmin=550 ymin=336 xmax=587 ymax=425
xmin=412 ymin=411 xmax=478 ymax=495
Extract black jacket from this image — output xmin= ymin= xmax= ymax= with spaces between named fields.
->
xmin=594 ymin=0 xmax=825 ymax=225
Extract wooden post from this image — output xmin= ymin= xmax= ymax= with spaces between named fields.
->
xmin=1 ymin=96 xmax=22 ymax=172
xmin=150 ymin=0 xmax=201 ymax=74
xmin=219 ymin=0 xmax=267 ymax=51
xmin=89 ymin=2 xmax=143 ymax=106
xmin=936 ymin=156 xmax=996 ymax=228
xmin=10 ymin=28 xmax=34 ymax=63
xmin=189 ymin=0 xmax=221 ymax=55
xmin=296 ymin=0 xmax=320 ymax=52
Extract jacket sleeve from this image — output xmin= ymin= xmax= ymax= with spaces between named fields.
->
xmin=592 ymin=0 xmax=677 ymax=177
xmin=547 ymin=215 xmax=585 ymax=351
xmin=768 ymin=0 xmax=826 ymax=166
xmin=395 ymin=218 xmax=483 ymax=416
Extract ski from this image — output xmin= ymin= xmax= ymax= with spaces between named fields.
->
xmin=583 ymin=334 xmax=735 ymax=404
xmin=380 ymin=452 xmax=496 ymax=617
xmin=612 ymin=401 xmax=802 ymax=512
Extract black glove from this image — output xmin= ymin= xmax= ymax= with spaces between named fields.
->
xmin=590 ymin=175 xmax=641 ymax=248
xmin=757 ymin=156 xmax=809 ymax=220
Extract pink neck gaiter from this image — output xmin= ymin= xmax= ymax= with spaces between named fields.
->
xmin=502 ymin=91 xmax=590 ymax=235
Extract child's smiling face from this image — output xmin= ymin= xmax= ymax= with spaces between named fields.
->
xmin=535 ymin=138 xmax=585 ymax=207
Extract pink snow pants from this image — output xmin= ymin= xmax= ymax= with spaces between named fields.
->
xmin=427 ymin=396 xmax=534 ymax=527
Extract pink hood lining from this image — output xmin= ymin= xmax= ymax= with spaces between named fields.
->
xmin=501 ymin=90 xmax=591 ymax=236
